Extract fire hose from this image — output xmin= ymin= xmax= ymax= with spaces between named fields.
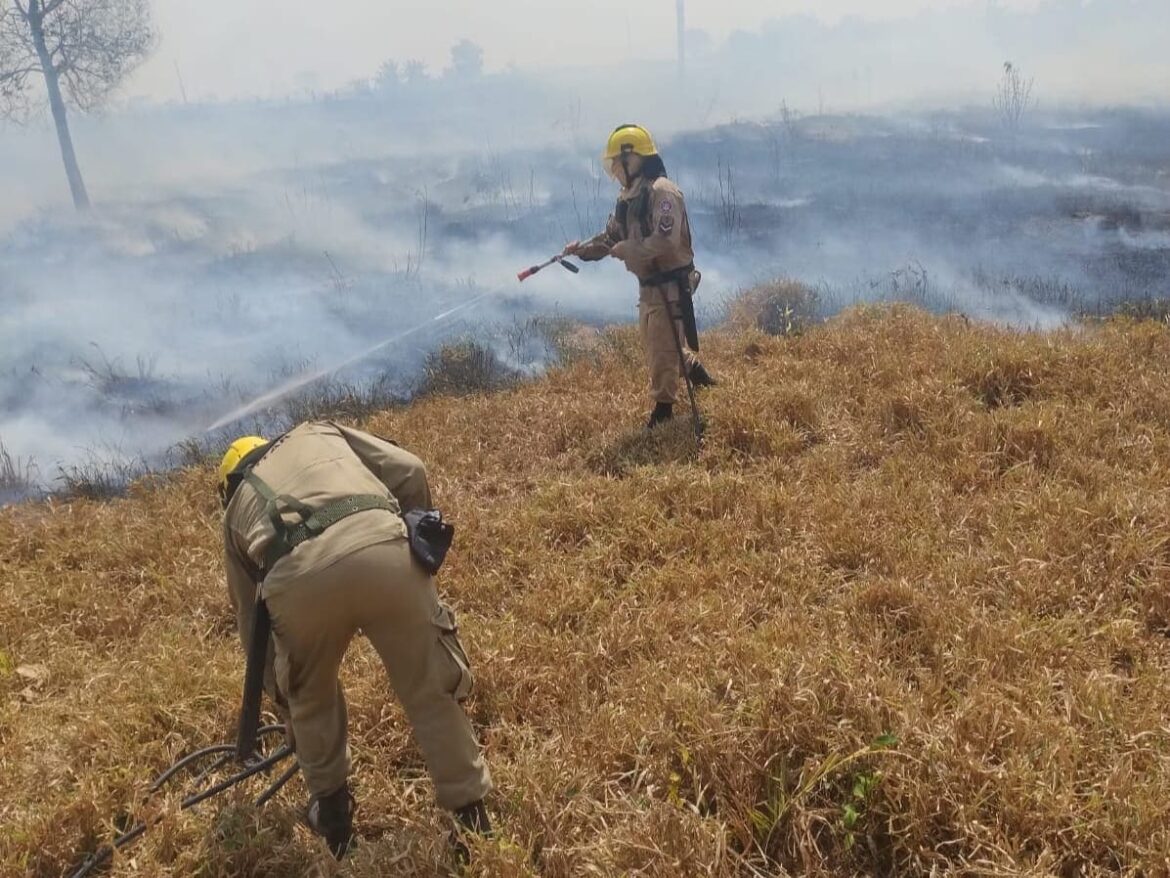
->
xmin=69 ymin=597 xmax=294 ymax=877
xmin=69 ymin=725 xmax=297 ymax=877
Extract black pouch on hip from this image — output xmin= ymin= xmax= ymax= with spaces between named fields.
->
xmin=403 ymin=509 xmax=455 ymax=574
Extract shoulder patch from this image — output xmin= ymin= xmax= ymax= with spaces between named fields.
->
xmin=658 ymin=199 xmax=673 ymax=213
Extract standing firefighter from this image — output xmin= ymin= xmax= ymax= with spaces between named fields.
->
xmin=218 ymin=421 xmax=492 ymax=860
xmin=564 ymin=124 xmax=716 ymax=429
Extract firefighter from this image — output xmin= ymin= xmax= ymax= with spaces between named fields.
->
xmin=564 ymin=124 xmax=716 ymax=428
xmin=217 ymin=421 xmax=492 ymax=859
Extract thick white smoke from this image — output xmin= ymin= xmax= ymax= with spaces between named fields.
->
xmin=2 ymin=2 xmax=1168 ymax=498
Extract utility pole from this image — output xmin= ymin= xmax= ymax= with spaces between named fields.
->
xmin=676 ymin=0 xmax=686 ymax=79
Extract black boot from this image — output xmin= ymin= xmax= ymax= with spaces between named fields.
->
xmin=306 ymin=784 xmax=355 ymax=859
xmin=688 ymin=361 xmax=718 ymax=388
xmin=452 ymin=799 xmax=493 ymax=864
xmin=646 ymin=402 xmax=674 ymax=430
xmin=455 ymin=799 xmax=493 ymax=836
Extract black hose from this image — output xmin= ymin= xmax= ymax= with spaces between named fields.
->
xmin=148 ymin=725 xmax=287 ymax=793
xmin=69 ymin=821 xmax=149 ymax=878
xmin=189 ymin=752 xmax=235 ymax=790
xmin=69 ymin=746 xmax=296 ymax=878
xmin=148 ymin=744 xmax=236 ymax=792
xmin=254 ymin=760 xmax=300 ymax=808
xmin=180 ymin=745 xmax=293 ymax=809
xmin=236 ymin=598 xmax=272 ymax=761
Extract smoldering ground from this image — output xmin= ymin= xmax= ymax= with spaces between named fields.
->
xmin=2 ymin=4 xmax=1170 ymax=500
xmin=4 ymin=102 xmax=1170 ymax=500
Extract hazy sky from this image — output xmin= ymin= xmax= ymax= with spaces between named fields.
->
xmin=131 ymin=0 xmax=1051 ymax=102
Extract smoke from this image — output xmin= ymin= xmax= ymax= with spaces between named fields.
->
xmin=205 ymin=291 xmax=497 ymax=431
xmin=2 ymin=2 xmax=1169 ymax=497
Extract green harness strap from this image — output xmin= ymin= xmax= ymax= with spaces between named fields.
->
xmin=242 ymin=471 xmax=397 ymax=573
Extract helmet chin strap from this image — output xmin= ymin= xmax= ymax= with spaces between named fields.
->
xmin=620 ymin=151 xmax=641 ymax=188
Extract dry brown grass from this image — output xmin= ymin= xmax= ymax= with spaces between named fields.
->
xmin=723 ymin=279 xmax=819 ymax=338
xmin=3 ymin=299 xmax=1170 ymax=877
xmin=417 ymin=340 xmax=521 ymax=399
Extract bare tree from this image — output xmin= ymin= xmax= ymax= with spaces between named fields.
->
xmin=0 ymin=0 xmax=153 ymax=209
xmin=993 ymin=61 xmax=1034 ymax=133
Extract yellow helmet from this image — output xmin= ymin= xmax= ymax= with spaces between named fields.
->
xmin=218 ymin=435 xmax=267 ymax=496
xmin=603 ymin=124 xmax=659 ymax=161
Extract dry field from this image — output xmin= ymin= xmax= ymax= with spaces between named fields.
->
xmin=3 ymin=297 xmax=1170 ymax=876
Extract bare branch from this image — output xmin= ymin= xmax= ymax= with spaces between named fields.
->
xmin=0 ymin=0 xmax=153 ymax=191
xmin=2 ymin=0 xmax=153 ymax=111
xmin=0 ymin=3 xmax=40 ymax=117
xmin=0 ymin=64 xmax=38 ymax=79
xmin=993 ymin=61 xmax=1035 ymax=132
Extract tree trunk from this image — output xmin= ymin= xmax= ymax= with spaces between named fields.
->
xmin=28 ymin=5 xmax=90 ymax=210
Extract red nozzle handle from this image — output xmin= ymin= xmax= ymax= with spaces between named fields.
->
xmin=518 ymin=265 xmax=540 ymax=282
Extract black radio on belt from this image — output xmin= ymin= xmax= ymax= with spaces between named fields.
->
xmin=403 ymin=509 xmax=454 ymax=574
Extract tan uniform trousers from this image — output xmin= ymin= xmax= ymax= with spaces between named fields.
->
xmin=265 ymin=538 xmax=491 ymax=810
xmin=639 ymin=282 xmax=699 ymax=405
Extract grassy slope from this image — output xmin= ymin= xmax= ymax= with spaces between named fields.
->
xmin=2 ymin=306 xmax=1170 ymax=877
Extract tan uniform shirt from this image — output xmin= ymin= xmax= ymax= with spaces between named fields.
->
xmin=220 ymin=422 xmax=491 ymax=808
xmin=223 ymin=419 xmax=429 ymax=605
xmin=578 ymin=176 xmax=695 ymax=281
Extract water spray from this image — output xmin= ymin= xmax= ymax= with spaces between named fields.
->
xmin=206 ymin=291 xmax=495 ymax=432
xmin=212 ymin=255 xmax=586 ymax=433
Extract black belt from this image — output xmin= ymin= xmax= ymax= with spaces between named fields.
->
xmin=639 ymin=262 xmax=695 ymax=288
